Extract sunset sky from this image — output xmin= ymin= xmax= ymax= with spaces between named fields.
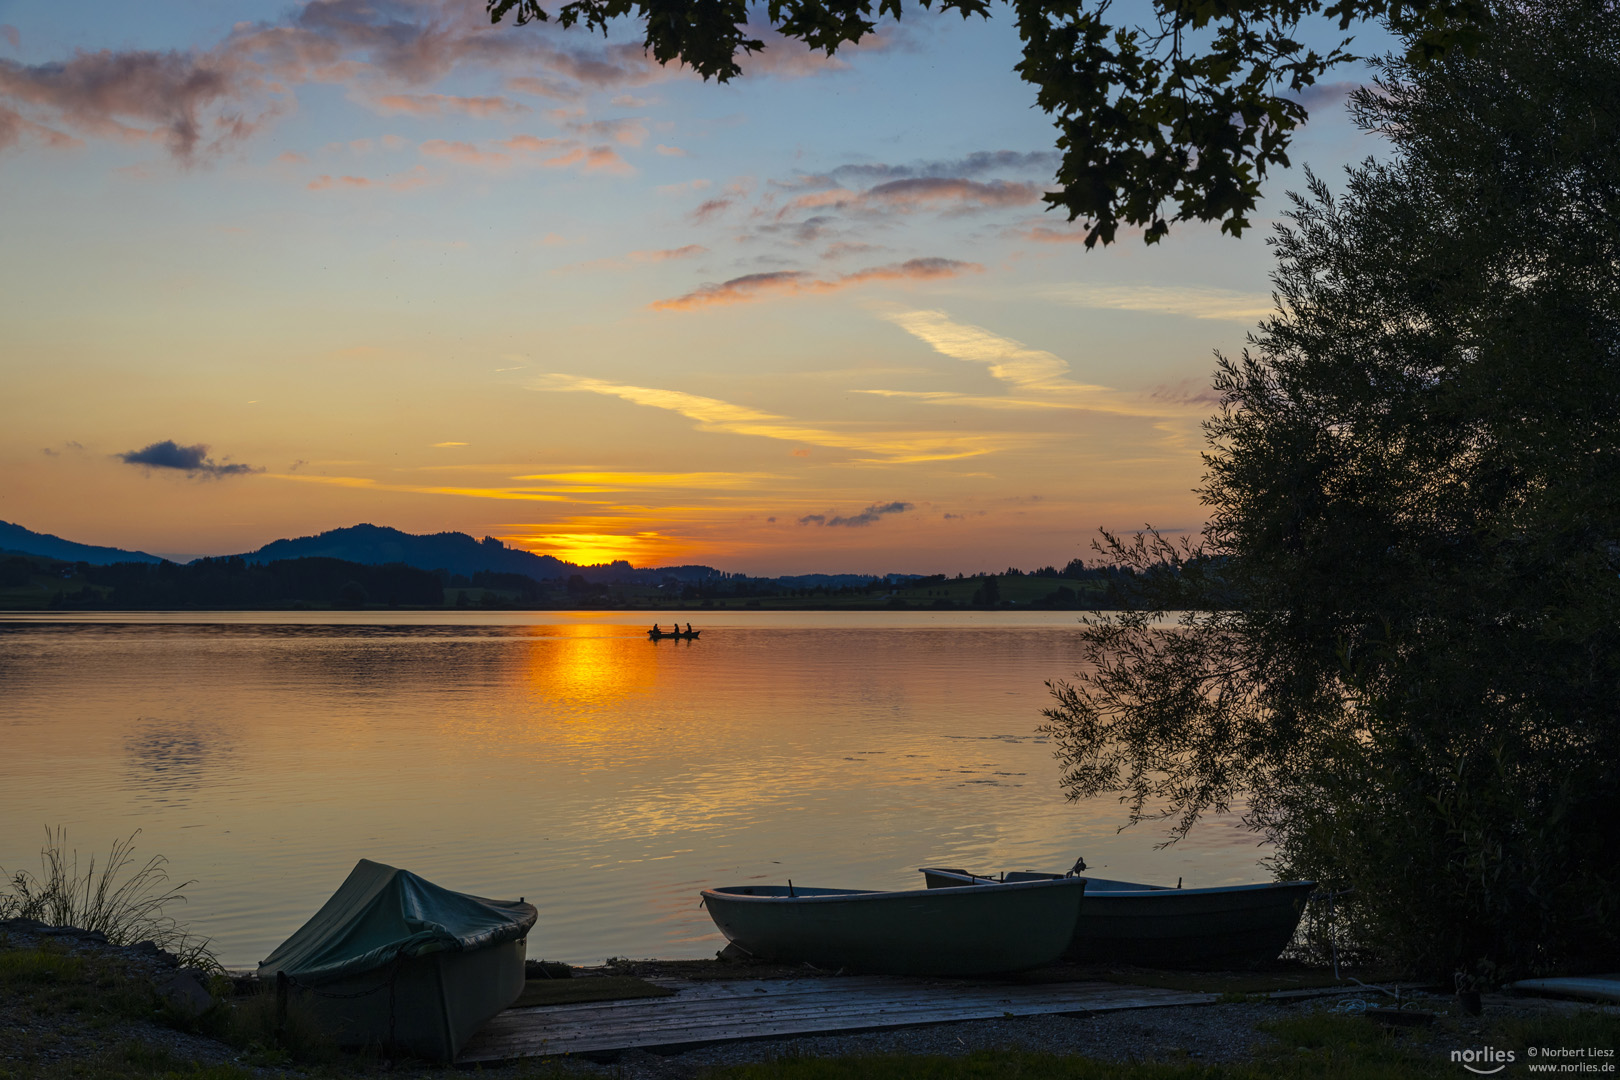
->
xmin=0 ymin=0 xmax=1389 ymax=573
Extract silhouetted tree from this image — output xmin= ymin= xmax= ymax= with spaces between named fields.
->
xmin=1042 ymin=0 xmax=1620 ymax=978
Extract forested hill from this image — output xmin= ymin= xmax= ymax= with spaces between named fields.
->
xmin=0 ymin=520 xmax=163 ymax=565
xmin=235 ymin=523 xmax=576 ymax=579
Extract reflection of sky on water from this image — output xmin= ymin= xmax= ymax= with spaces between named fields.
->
xmin=123 ymin=720 xmax=233 ymax=807
xmin=0 ymin=612 xmax=1272 ymax=968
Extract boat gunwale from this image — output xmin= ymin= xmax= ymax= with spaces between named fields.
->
xmin=918 ymin=867 xmax=1315 ymax=899
xmin=703 ymin=876 xmax=1086 ymax=906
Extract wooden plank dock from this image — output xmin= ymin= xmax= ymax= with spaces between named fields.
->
xmin=457 ymin=976 xmax=1218 ymax=1063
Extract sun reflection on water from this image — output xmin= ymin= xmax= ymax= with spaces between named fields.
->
xmin=0 ymin=613 xmax=1273 ymax=968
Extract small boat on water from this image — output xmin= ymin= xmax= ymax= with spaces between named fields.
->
xmin=700 ymin=876 xmax=1086 ymax=976
xmin=649 ymin=625 xmax=700 ymax=639
xmin=920 ymin=864 xmax=1314 ymax=968
xmin=258 ymin=859 xmax=536 ymax=1061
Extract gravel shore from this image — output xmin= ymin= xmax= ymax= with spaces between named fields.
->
xmin=4 ymin=920 xmax=1612 ymax=1080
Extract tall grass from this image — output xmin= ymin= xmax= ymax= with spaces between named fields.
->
xmin=0 ymin=827 xmax=218 ymax=970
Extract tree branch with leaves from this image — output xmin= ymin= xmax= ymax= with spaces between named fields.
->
xmin=490 ymin=0 xmax=1489 ymax=245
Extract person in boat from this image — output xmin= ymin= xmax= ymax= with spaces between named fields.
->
xmin=685 ymin=623 xmax=693 ymax=635
xmin=651 ymin=623 xmax=660 ymax=635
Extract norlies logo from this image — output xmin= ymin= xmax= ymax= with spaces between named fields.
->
xmin=1453 ymin=1046 xmax=1517 ymax=1075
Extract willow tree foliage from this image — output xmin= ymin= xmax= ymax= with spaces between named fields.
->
xmin=1041 ymin=0 xmax=1620 ymax=977
xmin=490 ymin=0 xmax=1490 ymax=246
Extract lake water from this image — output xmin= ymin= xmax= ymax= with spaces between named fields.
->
xmin=0 ymin=611 xmax=1270 ymax=969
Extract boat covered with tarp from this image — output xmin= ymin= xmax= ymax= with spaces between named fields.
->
xmin=258 ymin=859 xmax=537 ymax=1061
xmin=701 ymin=876 xmax=1086 ymax=975
xmin=921 ymin=865 xmax=1313 ymax=968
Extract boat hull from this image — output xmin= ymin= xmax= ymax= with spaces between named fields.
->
xmin=921 ymin=869 xmax=1313 ymax=968
xmin=284 ymin=936 xmax=527 ymax=1061
xmin=701 ymin=878 xmax=1086 ymax=976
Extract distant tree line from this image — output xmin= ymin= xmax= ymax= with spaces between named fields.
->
xmin=3 ymin=549 xmax=1209 ymax=611
xmin=42 ymin=556 xmax=443 ymax=609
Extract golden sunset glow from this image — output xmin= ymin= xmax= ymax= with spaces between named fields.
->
xmin=0 ymin=0 xmax=1354 ymax=573
xmin=520 ymin=628 xmax=660 ymax=710
xmin=507 ymin=531 xmax=675 ymax=567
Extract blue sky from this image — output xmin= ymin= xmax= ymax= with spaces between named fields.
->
xmin=0 ymin=0 xmax=1393 ymax=571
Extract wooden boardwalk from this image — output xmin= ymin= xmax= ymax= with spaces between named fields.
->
xmin=457 ymin=976 xmax=1217 ymax=1063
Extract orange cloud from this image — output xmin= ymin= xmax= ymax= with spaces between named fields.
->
xmin=575 ymin=145 xmax=632 ymax=175
xmin=417 ymin=135 xmax=632 ymax=175
xmin=270 ymin=473 xmax=588 ymax=503
xmin=652 ymin=257 xmax=982 ymax=311
xmin=306 ymin=164 xmax=434 ymax=192
xmin=497 ymin=134 xmax=569 ymax=154
xmin=1017 ymin=224 xmax=1089 ymax=243
xmin=560 ymin=243 xmax=709 ymax=274
xmin=371 ymin=93 xmax=527 ymax=117
xmin=632 ymin=244 xmax=706 ymax=262
xmin=408 ymin=134 xmax=634 ymax=176
xmin=307 ymin=173 xmax=371 ymax=190
xmin=420 ymin=138 xmax=509 ymax=168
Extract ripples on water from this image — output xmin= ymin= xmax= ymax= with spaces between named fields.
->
xmin=0 ymin=611 xmax=1269 ymax=968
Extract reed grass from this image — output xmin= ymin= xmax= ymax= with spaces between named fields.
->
xmin=0 ymin=826 xmax=219 ymax=970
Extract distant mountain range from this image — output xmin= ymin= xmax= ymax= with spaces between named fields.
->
xmin=236 ymin=523 xmax=577 ymax=580
xmin=0 ymin=521 xmax=164 ymax=565
xmin=0 ymin=520 xmax=910 ymax=586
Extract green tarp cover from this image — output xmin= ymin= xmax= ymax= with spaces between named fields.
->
xmin=258 ymin=859 xmax=537 ymax=984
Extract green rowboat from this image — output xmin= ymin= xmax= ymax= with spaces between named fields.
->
xmin=700 ymin=877 xmax=1086 ymax=976
xmin=921 ymin=866 xmax=1313 ymax=968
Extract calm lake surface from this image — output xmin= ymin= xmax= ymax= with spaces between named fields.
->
xmin=0 ymin=611 xmax=1269 ymax=969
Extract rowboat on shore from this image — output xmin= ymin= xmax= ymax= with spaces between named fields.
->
xmin=258 ymin=860 xmax=537 ymax=1061
xmin=700 ymin=876 xmax=1086 ymax=976
xmin=919 ymin=865 xmax=1313 ymax=968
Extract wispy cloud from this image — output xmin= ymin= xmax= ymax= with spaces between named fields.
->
xmin=510 ymin=470 xmax=778 ymax=490
xmin=0 ymin=48 xmax=279 ymax=160
xmin=1287 ymin=81 xmax=1361 ymax=109
xmin=1 ymin=1 xmax=897 ymax=163
xmin=307 ymin=164 xmax=434 ymax=191
xmin=370 ymin=92 xmax=527 ymax=117
xmin=1015 ymin=224 xmax=1090 ymax=244
xmin=783 ymin=150 xmax=1057 ymax=189
xmin=564 ymin=117 xmax=648 ymax=147
xmin=653 ymin=257 xmax=980 ymax=310
xmin=1041 ymin=283 xmax=1275 ymax=321
xmin=118 ymin=439 xmax=260 ymax=477
xmin=799 ymin=501 xmax=913 ymax=527
xmin=562 ymin=244 xmax=707 ymax=273
xmin=877 ymin=308 xmax=1206 ymax=418
xmin=415 ymin=134 xmax=631 ymax=174
xmin=533 ymin=374 xmax=1013 ymax=463
xmin=786 ymin=177 xmax=1043 ymax=217
xmin=270 ymin=473 xmax=585 ymax=502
